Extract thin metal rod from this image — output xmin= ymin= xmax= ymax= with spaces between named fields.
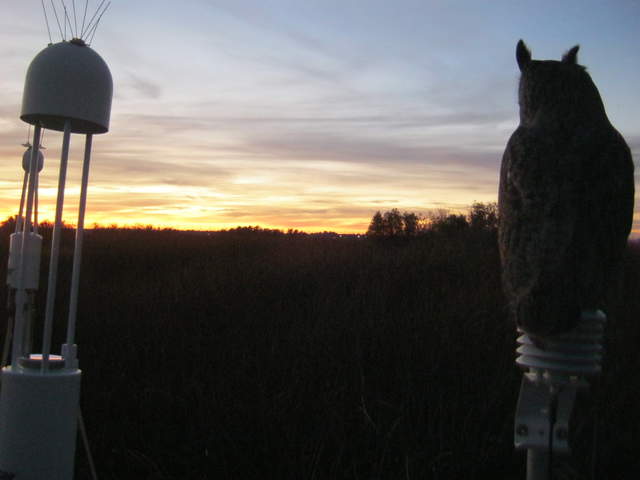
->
xmin=41 ymin=120 xmax=72 ymax=372
xmin=50 ymin=0 xmax=64 ymax=40
xmin=86 ymin=1 xmax=110 ymax=45
xmin=66 ymin=134 xmax=92 ymax=352
xmin=10 ymin=125 xmax=42 ymax=367
xmin=80 ymin=0 xmax=88 ymax=39
xmin=78 ymin=408 xmax=100 ymax=480
xmin=61 ymin=1 xmax=69 ymax=39
xmin=72 ymin=0 xmax=78 ymax=38
xmin=81 ymin=0 xmax=106 ymax=38
xmin=62 ymin=1 xmax=76 ymax=40
xmin=16 ymin=171 xmax=29 ymax=233
xmin=41 ymin=0 xmax=53 ymax=44
xmin=86 ymin=18 xmax=100 ymax=45
xmin=22 ymin=292 xmax=35 ymax=357
xmin=34 ymin=174 xmax=40 ymax=234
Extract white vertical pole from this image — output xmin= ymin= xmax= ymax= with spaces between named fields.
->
xmin=41 ymin=119 xmax=72 ymax=372
xmin=527 ymin=449 xmax=550 ymax=480
xmin=11 ymin=125 xmax=42 ymax=367
xmin=64 ymin=133 xmax=92 ymax=368
xmin=34 ymin=172 xmax=40 ymax=232
xmin=16 ymin=171 xmax=28 ymax=233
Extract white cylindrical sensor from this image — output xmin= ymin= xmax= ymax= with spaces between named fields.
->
xmin=0 ymin=363 xmax=81 ymax=480
xmin=7 ymin=232 xmax=43 ymax=290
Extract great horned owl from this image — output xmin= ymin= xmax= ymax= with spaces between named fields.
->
xmin=498 ymin=40 xmax=635 ymax=339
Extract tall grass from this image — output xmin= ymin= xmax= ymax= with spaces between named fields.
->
xmin=0 ymin=223 xmax=637 ymax=479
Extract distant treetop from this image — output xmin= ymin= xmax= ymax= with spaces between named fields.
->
xmin=366 ymin=202 xmax=498 ymax=238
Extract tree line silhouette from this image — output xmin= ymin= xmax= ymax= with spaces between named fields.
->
xmin=366 ymin=202 xmax=498 ymax=237
xmin=0 ymin=203 xmax=637 ymax=479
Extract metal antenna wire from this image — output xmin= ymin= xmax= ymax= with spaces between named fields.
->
xmin=80 ymin=0 xmax=89 ymax=38
xmin=41 ymin=0 xmax=53 ymax=44
xmin=89 ymin=0 xmax=110 ymax=42
xmin=24 ymin=124 xmax=32 ymax=147
xmin=65 ymin=0 xmax=77 ymax=39
xmin=17 ymin=172 xmax=28 ymax=233
xmin=86 ymin=1 xmax=110 ymax=45
xmin=61 ymin=1 xmax=71 ymax=39
xmin=49 ymin=0 xmax=64 ymax=40
xmin=86 ymin=20 xmax=99 ymax=45
xmin=81 ymin=0 xmax=106 ymax=38
xmin=72 ymin=0 xmax=78 ymax=38
xmin=34 ymin=175 xmax=40 ymax=234
xmin=78 ymin=409 xmax=100 ymax=480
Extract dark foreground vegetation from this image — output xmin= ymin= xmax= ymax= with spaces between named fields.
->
xmin=0 ymin=217 xmax=638 ymax=479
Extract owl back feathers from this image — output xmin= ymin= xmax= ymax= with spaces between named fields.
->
xmin=498 ymin=40 xmax=635 ymax=338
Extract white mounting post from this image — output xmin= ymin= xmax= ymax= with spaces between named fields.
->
xmin=514 ymin=310 xmax=606 ymax=480
xmin=41 ymin=119 xmax=71 ymax=372
xmin=63 ymin=133 xmax=94 ymax=369
xmin=2 ymin=145 xmax=44 ymax=375
xmin=9 ymin=128 xmax=44 ymax=367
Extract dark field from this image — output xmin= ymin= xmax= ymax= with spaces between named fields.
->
xmin=0 ymin=222 xmax=638 ymax=479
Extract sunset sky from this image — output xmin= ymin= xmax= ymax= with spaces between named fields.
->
xmin=0 ymin=1 xmax=638 ymax=234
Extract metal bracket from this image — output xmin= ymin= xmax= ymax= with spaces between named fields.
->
xmin=552 ymin=384 xmax=577 ymax=453
xmin=514 ymin=312 xmax=606 ymax=479
xmin=514 ymin=376 xmax=553 ymax=452
xmin=514 ymin=375 xmax=578 ymax=455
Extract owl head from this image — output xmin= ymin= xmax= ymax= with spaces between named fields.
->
xmin=515 ymin=40 xmax=606 ymax=126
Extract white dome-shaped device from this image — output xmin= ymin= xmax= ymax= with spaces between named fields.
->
xmin=21 ymin=40 xmax=113 ymax=134
xmin=21 ymin=147 xmax=44 ymax=172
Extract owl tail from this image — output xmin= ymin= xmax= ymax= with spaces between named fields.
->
xmin=515 ymin=282 xmax=581 ymax=340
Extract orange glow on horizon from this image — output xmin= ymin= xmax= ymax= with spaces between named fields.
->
xmin=0 ymin=206 xmax=636 ymax=238
xmin=0 ymin=204 xmax=371 ymax=233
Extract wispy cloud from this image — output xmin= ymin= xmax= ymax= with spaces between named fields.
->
xmin=0 ymin=1 xmax=637 ymax=233
xmin=121 ymin=72 xmax=163 ymax=100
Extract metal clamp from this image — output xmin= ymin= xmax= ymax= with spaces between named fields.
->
xmin=514 ymin=376 xmax=578 ymax=454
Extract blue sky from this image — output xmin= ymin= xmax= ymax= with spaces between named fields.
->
xmin=0 ymin=0 xmax=638 ymax=234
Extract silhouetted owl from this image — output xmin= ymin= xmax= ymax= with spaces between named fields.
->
xmin=498 ymin=40 xmax=635 ymax=339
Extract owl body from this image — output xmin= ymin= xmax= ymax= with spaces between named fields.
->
xmin=498 ymin=41 xmax=635 ymax=338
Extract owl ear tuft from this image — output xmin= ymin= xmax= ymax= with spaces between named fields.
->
xmin=562 ymin=45 xmax=580 ymax=64
xmin=516 ymin=40 xmax=531 ymax=71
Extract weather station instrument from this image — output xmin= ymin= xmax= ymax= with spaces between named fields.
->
xmin=0 ymin=1 xmax=112 ymax=478
xmin=513 ymin=311 xmax=606 ymax=479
